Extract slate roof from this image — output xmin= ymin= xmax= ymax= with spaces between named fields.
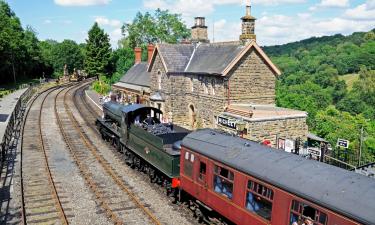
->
xmin=182 ymin=129 xmax=375 ymax=225
xmin=185 ymin=43 xmax=245 ymax=74
xmin=119 ymin=62 xmax=149 ymax=87
xmin=149 ymin=41 xmax=281 ymax=76
xmin=157 ymin=44 xmax=194 ymax=72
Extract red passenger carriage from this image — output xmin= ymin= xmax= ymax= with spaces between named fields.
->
xmin=179 ymin=129 xmax=375 ymax=225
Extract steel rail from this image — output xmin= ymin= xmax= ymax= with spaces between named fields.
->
xmin=20 ymin=85 xmax=69 ymax=225
xmin=54 ymin=84 xmax=123 ymax=224
xmin=66 ymin=83 xmax=163 ymax=225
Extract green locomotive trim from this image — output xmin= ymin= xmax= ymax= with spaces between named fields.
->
xmin=99 ymin=102 xmax=189 ymax=179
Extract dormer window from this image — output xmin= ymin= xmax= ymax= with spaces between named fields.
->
xmin=157 ymin=70 xmax=161 ymax=90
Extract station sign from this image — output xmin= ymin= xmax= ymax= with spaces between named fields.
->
xmin=337 ymin=139 xmax=349 ymax=148
xmin=217 ymin=116 xmax=237 ymax=129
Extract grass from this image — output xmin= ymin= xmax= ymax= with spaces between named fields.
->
xmin=339 ymin=73 xmax=359 ymax=91
xmin=0 ymin=77 xmax=40 ymax=99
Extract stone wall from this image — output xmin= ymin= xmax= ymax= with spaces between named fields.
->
xmin=228 ymin=48 xmax=276 ymax=105
xmin=217 ymin=116 xmax=308 ymax=148
xmin=191 ymin=27 xmax=208 ymax=42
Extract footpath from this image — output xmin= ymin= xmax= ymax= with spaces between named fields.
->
xmin=0 ymin=88 xmax=30 ymax=224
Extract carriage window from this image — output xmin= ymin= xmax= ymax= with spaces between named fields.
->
xmin=246 ymin=180 xmax=273 ymax=221
xmin=199 ymin=162 xmax=206 ymax=181
xmin=289 ymin=200 xmax=328 ymax=225
xmin=184 ymin=151 xmax=193 ymax=178
xmin=213 ymin=165 xmax=234 ymax=200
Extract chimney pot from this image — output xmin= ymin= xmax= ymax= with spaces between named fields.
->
xmin=147 ymin=44 xmax=154 ymax=65
xmin=134 ymin=47 xmax=142 ymax=64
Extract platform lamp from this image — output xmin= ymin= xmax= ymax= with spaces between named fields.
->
xmin=236 ymin=120 xmax=246 ymax=138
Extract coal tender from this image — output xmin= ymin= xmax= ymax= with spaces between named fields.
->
xmin=96 ymin=101 xmax=189 ymax=191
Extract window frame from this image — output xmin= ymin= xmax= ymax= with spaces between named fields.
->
xmin=198 ymin=161 xmax=207 ymax=182
xmin=183 ymin=150 xmax=194 ymax=178
xmin=289 ymin=199 xmax=328 ymax=225
xmin=212 ymin=164 xmax=235 ymax=200
xmin=245 ymin=179 xmax=274 ymax=221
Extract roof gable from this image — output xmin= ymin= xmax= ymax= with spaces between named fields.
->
xmin=222 ymin=41 xmax=281 ymax=76
xmin=148 ymin=41 xmax=281 ymax=76
xmin=148 ymin=44 xmax=194 ymax=73
xmin=118 ymin=62 xmax=149 ymax=87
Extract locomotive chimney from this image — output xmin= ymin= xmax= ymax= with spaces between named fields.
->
xmin=134 ymin=47 xmax=142 ymax=64
xmin=147 ymin=44 xmax=154 ymax=65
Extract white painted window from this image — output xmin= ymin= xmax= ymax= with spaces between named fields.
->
xmin=190 ymin=153 xmax=195 ymax=162
xmin=185 ymin=152 xmax=189 ymax=160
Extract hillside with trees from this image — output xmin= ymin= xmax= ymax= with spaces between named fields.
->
xmin=264 ymin=30 xmax=375 ymax=165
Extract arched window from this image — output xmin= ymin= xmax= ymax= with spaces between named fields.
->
xmin=157 ymin=70 xmax=162 ymax=90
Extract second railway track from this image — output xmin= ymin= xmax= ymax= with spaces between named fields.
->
xmin=55 ymin=83 xmax=162 ymax=225
xmin=21 ymin=86 xmax=69 ymax=225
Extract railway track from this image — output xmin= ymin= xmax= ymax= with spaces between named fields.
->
xmin=55 ymin=83 xmax=162 ymax=225
xmin=21 ymin=85 xmax=69 ymax=225
xmin=72 ymin=84 xmax=197 ymax=225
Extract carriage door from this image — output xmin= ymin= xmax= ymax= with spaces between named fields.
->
xmin=197 ymin=157 xmax=208 ymax=201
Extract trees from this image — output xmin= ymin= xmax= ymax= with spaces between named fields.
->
xmin=0 ymin=0 xmax=26 ymax=84
xmin=121 ymin=9 xmax=190 ymax=49
xmin=84 ymin=22 xmax=112 ymax=78
xmin=269 ymin=30 xmax=375 ymax=163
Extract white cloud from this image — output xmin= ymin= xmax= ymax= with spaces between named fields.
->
xmin=143 ymin=0 xmax=305 ymax=18
xmin=54 ymin=0 xmax=111 ymax=6
xmin=95 ymin=16 xmax=121 ymax=27
xmin=309 ymin=0 xmax=349 ymax=11
xmin=92 ymin=16 xmax=123 ymax=48
xmin=253 ymin=0 xmax=305 ymax=5
xmin=43 ymin=19 xmax=52 ymax=24
xmin=345 ymin=0 xmax=375 ymax=20
xmin=255 ymin=14 xmax=375 ymax=46
xmin=318 ymin=0 xmax=349 ymax=8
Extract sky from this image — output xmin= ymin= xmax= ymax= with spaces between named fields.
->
xmin=6 ymin=0 xmax=375 ymax=47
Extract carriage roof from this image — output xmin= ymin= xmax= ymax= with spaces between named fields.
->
xmin=182 ymin=129 xmax=375 ymax=225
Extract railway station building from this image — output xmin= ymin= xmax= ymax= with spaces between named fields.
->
xmin=112 ymin=45 xmax=154 ymax=105
xmin=114 ymin=4 xmax=308 ymax=148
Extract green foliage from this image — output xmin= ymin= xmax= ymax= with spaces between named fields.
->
xmin=109 ymin=47 xmax=134 ymax=84
xmin=0 ymin=1 xmax=49 ymax=83
xmin=84 ymin=22 xmax=112 ymax=78
xmin=314 ymin=107 xmax=375 ymax=163
xmin=39 ymin=39 xmax=84 ymax=78
xmin=121 ymin=9 xmax=190 ymax=49
xmin=269 ymin=30 xmax=375 ymax=164
xmin=92 ymin=76 xmax=111 ymax=95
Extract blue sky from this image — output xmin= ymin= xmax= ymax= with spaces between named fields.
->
xmin=6 ymin=0 xmax=375 ymax=47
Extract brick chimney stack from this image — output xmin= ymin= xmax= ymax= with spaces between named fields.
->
xmin=134 ymin=47 xmax=142 ymax=64
xmin=147 ymin=44 xmax=154 ymax=65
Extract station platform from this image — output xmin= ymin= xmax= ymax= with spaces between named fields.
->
xmin=85 ymin=89 xmax=103 ymax=111
xmin=0 ymin=88 xmax=28 ymax=141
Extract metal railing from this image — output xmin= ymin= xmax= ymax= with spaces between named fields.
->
xmin=0 ymin=85 xmax=34 ymax=168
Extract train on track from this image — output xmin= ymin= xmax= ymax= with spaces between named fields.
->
xmin=96 ymin=101 xmax=375 ymax=225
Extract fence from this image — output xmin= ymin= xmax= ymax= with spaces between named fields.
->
xmin=0 ymin=86 xmax=34 ymax=166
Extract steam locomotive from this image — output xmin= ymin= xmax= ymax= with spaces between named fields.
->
xmin=96 ymin=101 xmax=375 ymax=225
